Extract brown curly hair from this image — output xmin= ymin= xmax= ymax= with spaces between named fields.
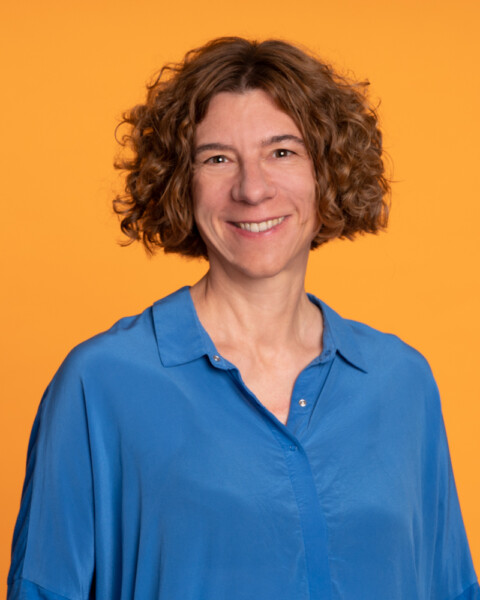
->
xmin=114 ymin=37 xmax=390 ymax=258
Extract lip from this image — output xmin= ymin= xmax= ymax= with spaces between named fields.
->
xmin=227 ymin=215 xmax=289 ymax=237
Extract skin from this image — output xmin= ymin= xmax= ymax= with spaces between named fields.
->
xmin=190 ymin=89 xmax=324 ymax=424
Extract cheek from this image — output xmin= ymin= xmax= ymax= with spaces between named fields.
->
xmin=191 ymin=179 xmax=210 ymax=221
xmin=192 ymin=175 xmax=232 ymax=227
xmin=192 ymin=175 xmax=222 ymax=211
xmin=282 ymin=178 xmax=317 ymax=217
xmin=192 ymin=192 xmax=218 ymax=242
xmin=298 ymin=188 xmax=320 ymax=232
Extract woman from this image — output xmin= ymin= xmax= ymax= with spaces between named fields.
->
xmin=8 ymin=37 xmax=478 ymax=599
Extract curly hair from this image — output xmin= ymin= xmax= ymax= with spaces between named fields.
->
xmin=114 ymin=37 xmax=390 ymax=258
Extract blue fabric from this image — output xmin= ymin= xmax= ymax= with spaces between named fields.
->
xmin=8 ymin=286 xmax=479 ymax=600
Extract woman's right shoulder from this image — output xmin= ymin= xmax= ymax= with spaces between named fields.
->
xmin=52 ymin=304 xmax=159 ymax=386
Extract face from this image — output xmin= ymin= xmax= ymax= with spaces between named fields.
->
xmin=192 ymin=89 xmax=319 ymax=282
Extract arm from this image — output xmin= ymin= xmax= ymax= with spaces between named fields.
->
xmin=8 ymin=356 xmax=95 ymax=600
xmin=426 ymin=378 xmax=479 ymax=599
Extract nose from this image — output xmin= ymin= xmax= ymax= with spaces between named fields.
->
xmin=231 ymin=159 xmax=276 ymax=205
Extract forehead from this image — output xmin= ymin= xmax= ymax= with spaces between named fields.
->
xmin=195 ymin=89 xmax=303 ymax=143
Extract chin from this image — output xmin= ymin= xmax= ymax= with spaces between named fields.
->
xmin=207 ymin=246 xmax=310 ymax=282
xmin=229 ymin=257 xmax=300 ymax=281
xmin=239 ymin=267 xmax=284 ymax=280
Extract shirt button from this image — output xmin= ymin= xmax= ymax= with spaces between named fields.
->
xmin=212 ymin=355 xmax=221 ymax=362
xmin=298 ymin=398 xmax=307 ymax=407
xmin=289 ymin=445 xmax=298 ymax=451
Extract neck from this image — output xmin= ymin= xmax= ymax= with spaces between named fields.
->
xmin=190 ymin=264 xmax=322 ymax=352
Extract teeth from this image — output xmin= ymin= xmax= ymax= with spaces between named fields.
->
xmin=238 ymin=217 xmax=285 ymax=232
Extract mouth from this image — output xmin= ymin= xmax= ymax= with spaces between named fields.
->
xmin=233 ymin=217 xmax=286 ymax=233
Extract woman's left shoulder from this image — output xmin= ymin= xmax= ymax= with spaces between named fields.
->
xmin=350 ymin=318 xmax=433 ymax=371
xmin=319 ymin=298 xmax=436 ymax=388
xmin=340 ymin=317 xmax=445 ymax=431
xmin=355 ymin=318 xmax=437 ymax=385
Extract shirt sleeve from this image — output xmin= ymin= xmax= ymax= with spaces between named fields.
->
xmin=7 ymin=354 xmax=95 ymax=600
xmin=454 ymin=583 xmax=480 ymax=600
xmin=427 ymin=378 xmax=479 ymax=600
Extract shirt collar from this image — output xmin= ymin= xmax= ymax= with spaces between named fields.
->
xmin=152 ymin=286 xmax=212 ymax=367
xmin=309 ymin=294 xmax=368 ymax=373
xmin=152 ymin=286 xmax=367 ymax=372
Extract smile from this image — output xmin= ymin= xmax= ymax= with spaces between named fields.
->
xmin=235 ymin=217 xmax=285 ymax=233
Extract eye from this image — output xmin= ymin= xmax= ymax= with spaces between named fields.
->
xmin=204 ymin=155 xmax=229 ymax=164
xmin=273 ymin=148 xmax=295 ymax=158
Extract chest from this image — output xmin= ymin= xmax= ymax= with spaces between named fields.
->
xmin=234 ymin=364 xmax=301 ymax=423
xmin=88 ymin=361 xmax=428 ymax=600
xmin=218 ymin=350 xmax=322 ymax=424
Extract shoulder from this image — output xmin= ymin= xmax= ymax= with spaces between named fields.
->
xmin=349 ymin=318 xmax=433 ymax=374
xmin=61 ymin=286 xmax=193 ymax=378
xmin=37 ymin=287 xmax=198 ymax=420
xmin=317 ymin=297 xmax=439 ymax=400
xmin=344 ymin=317 xmax=442 ymax=422
xmin=52 ymin=303 xmax=159 ymax=387
xmin=318 ymin=301 xmax=446 ymax=440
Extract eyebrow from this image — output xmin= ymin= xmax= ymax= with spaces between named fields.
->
xmin=263 ymin=134 xmax=305 ymax=147
xmin=194 ymin=134 xmax=305 ymax=156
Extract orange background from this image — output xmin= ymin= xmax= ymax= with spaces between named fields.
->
xmin=1 ymin=0 xmax=479 ymax=593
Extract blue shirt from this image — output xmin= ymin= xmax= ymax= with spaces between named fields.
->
xmin=8 ymin=287 xmax=479 ymax=600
